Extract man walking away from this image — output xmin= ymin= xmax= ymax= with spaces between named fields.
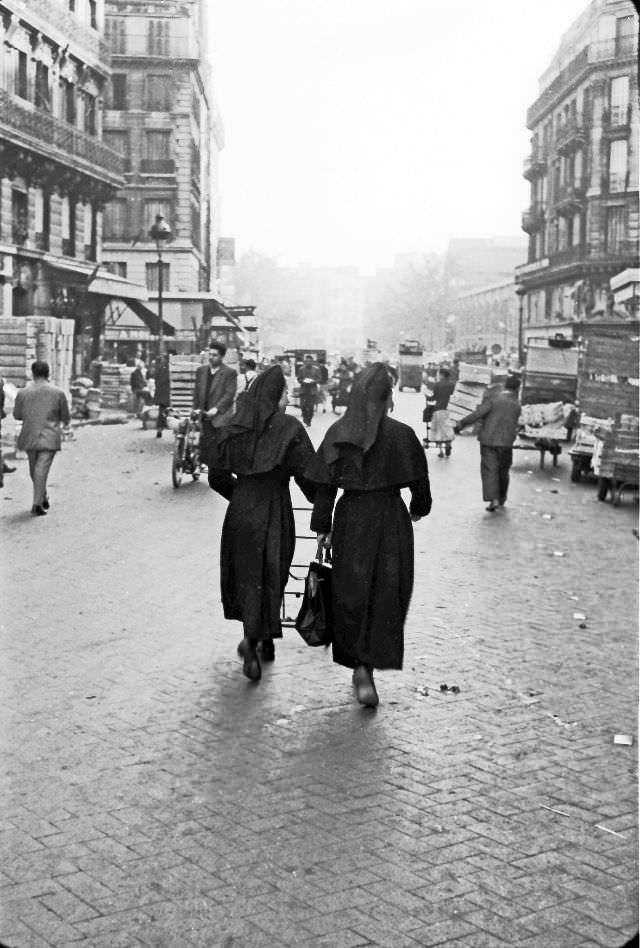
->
xmin=153 ymin=354 xmax=171 ymax=438
xmin=193 ymin=341 xmax=238 ymax=465
xmin=13 ymin=361 xmax=71 ymax=516
xmin=296 ymin=354 xmax=320 ymax=427
xmin=454 ymin=374 xmax=522 ymax=512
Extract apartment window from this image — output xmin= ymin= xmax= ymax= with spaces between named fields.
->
xmin=34 ymin=189 xmax=51 ymax=250
xmin=616 ymin=15 xmax=634 ymax=54
xmin=571 ymin=212 xmax=582 ymax=247
xmin=61 ymin=197 xmax=76 ymax=256
xmin=146 ymin=75 xmax=171 ymax=111
xmin=146 ymin=262 xmax=170 ymax=292
xmin=191 ymin=201 xmax=201 ymax=250
xmin=145 ymin=131 xmax=171 ymax=160
xmin=608 ymin=139 xmax=628 ymax=192
xmin=83 ymin=203 xmax=97 ymax=261
xmin=11 ymin=190 xmax=28 ymax=245
xmin=605 ymin=206 xmax=625 ymax=253
xmin=103 ymin=199 xmax=128 ymax=240
xmin=62 ymin=80 xmax=76 ymax=124
xmin=89 ymin=0 xmax=97 ymax=29
xmin=109 ymin=74 xmax=128 ymax=111
xmin=191 ymin=88 xmax=201 ymax=126
xmin=144 ymin=200 xmax=172 ymax=232
xmin=103 ymin=131 xmax=130 ymax=170
xmin=106 ymin=261 xmax=128 ymax=278
xmin=16 ymin=51 xmax=28 ymax=100
xmin=105 ymin=19 xmax=126 ymax=54
xmin=84 ymin=94 xmax=96 ymax=136
xmin=68 ymin=0 xmax=75 ymax=10
xmin=609 ymin=76 xmax=629 ymax=125
xmin=35 ymin=62 xmax=50 ymax=110
xmin=191 ymin=138 xmax=201 ymax=182
xmin=148 ymin=20 xmax=170 ymax=56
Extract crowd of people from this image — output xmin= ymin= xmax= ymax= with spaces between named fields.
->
xmin=5 ymin=341 xmax=524 ymax=707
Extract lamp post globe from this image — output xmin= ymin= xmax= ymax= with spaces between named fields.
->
xmin=148 ymin=215 xmax=172 ymax=358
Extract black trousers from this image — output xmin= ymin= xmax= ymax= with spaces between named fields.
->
xmin=480 ymin=445 xmax=513 ymax=503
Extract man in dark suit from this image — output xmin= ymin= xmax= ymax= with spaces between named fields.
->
xmin=454 ymin=374 xmax=522 ymax=512
xmin=13 ymin=360 xmax=71 ymax=516
xmin=193 ymin=340 xmax=237 ymax=463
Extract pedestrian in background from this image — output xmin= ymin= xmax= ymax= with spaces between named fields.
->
xmin=130 ymin=359 xmax=148 ymax=418
xmin=208 ymin=365 xmax=315 ymax=682
xmin=192 ymin=340 xmax=237 ymax=465
xmin=152 ymin=354 xmax=171 ymax=438
xmin=306 ymin=363 xmax=432 ymax=708
xmin=296 ymin=354 xmax=321 ymax=427
xmin=0 ymin=375 xmax=16 ymax=488
xmin=454 ymin=374 xmax=522 ymax=512
xmin=429 ymin=367 xmax=456 ymax=458
xmin=239 ymin=358 xmax=258 ymax=392
xmin=13 ymin=361 xmax=70 ymax=516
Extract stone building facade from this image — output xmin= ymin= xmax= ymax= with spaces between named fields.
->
xmin=452 ymin=280 xmax=519 ymax=360
xmin=516 ymin=0 xmax=639 ymax=338
xmin=101 ymin=0 xmax=225 ymax=346
xmin=0 ymin=0 xmax=144 ymax=373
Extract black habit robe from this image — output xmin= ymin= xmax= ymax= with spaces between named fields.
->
xmin=209 ymin=412 xmax=315 ymax=641
xmin=307 ymin=415 xmax=431 ymax=670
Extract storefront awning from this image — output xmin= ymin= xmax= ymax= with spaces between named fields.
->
xmin=127 ymin=299 xmax=175 ymax=336
xmin=88 ymin=272 xmax=175 ymax=336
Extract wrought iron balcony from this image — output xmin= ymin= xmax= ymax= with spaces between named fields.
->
xmin=550 ymin=245 xmax=584 ymax=266
xmin=521 ymin=202 xmax=546 ymax=234
xmin=602 ymin=103 xmax=632 ymax=133
xmin=556 ymin=116 xmax=586 ymax=155
xmin=0 ymin=89 xmax=123 ymax=190
xmin=554 ymin=180 xmax=587 ymax=215
xmin=523 ymin=149 xmax=547 ymax=180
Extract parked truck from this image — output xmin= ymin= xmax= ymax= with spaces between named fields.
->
xmin=397 ymin=340 xmax=424 ymax=391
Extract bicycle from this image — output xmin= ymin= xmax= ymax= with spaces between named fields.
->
xmin=170 ymin=409 xmax=205 ymax=488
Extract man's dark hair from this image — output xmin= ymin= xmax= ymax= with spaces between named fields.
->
xmin=505 ymin=374 xmax=521 ymax=391
xmin=439 ymin=367 xmax=450 ymax=379
xmin=31 ymin=360 xmax=50 ymax=379
xmin=209 ymin=340 xmax=227 ymax=356
xmin=244 ymin=358 xmax=256 ymax=371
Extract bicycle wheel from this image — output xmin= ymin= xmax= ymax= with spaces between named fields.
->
xmin=172 ymin=440 xmax=184 ymax=488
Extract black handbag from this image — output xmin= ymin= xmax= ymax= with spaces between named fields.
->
xmin=295 ymin=544 xmax=333 ymax=647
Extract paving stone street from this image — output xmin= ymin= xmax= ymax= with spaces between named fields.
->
xmin=1 ymin=392 xmax=638 ymax=948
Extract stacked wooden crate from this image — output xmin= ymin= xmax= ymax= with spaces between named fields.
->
xmin=447 ymin=362 xmax=493 ymax=425
xmin=100 ymin=364 xmax=133 ymax=409
xmin=0 ymin=317 xmax=73 ymax=396
xmin=169 ymin=355 xmax=202 ymax=411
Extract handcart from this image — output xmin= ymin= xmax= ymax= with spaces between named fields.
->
xmin=593 ymin=417 xmax=639 ymax=506
xmin=280 ymin=506 xmax=322 ymax=630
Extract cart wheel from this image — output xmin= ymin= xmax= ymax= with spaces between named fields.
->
xmin=570 ymin=458 xmax=582 ymax=483
xmin=171 ymin=450 xmax=183 ymax=488
xmin=597 ymin=477 xmax=610 ymax=502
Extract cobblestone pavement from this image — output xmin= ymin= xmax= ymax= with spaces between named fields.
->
xmin=1 ymin=393 xmax=637 ymax=948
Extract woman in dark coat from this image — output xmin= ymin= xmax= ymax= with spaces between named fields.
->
xmin=306 ymin=363 xmax=432 ymax=707
xmin=208 ymin=365 xmax=315 ymax=682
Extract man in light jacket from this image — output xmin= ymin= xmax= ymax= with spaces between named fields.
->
xmin=454 ymin=374 xmax=522 ymax=512
xmin=13 ymin=361 xmax=71 ymax=516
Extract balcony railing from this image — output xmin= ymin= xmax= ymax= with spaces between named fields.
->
xmin=527 ymin=33 xmax=638 ymax=126
xmin=139 ymin=158 xmax=175 ymax=174
xmin=556 ymin=116 xmax=586 ymax=154
xmin=554 ymin=180 xmax=587 ymax=215
xmin=523 ymin=149 xmax=547 ymax=180
xmin=550 ymin=245 xmax=583 ymax=265
xmin=550 ymin=240 xmax=639 ymax=266
xmin=602 ymin=103 xmax=632 ymax=131
xmin=20 ymin=0 xmax=109 ymax=64
xmin=521 ymin=202 xmax=546 ymax=234
xmin=0 ymin=89 xmax=123 ymax=184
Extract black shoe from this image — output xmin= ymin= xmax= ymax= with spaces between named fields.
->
xmin=156 ymin=430 xmax=162 ymax=438
xmin=260 ymin=640 xmax=275 ymax=662
xmin=486 ymin=501 xmax=499 ymax=512
xmin=242 ymin=649 xmax=261 ymax=682
xmin=353 ymin=665 xmax=379 ymax=707
xmin=31 ymin=505 xmax=47 ymax=517
xmin=42 ymin=496 xmax=50 ymax=511
xmin=2 ymin=463 xmax=15 ymax=474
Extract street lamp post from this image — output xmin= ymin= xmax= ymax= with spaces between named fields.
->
xmin=148 ymin=214 xmax=172 ymax=358
xmin=515 ymin=285 xmax=526 ymax=368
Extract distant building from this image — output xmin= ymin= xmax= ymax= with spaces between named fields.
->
xmin=101 ymin=0 xmax=226 ymax=352
xmin=453 ymin=280 xmax=519 ymax=360
xmin=446 ymin=237 xmax=527 ymax=292
xmin=516 ymin=0 xmax=639 ymax=339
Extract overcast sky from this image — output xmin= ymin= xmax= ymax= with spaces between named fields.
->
xmin=208 ymin=0 xmax=589 ymax=272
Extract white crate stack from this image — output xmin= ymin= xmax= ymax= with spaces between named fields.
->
xmin=169 ymin=354 xmax=202 ymax=411
xmin=0 ymin=317 xmax=74 ymax=397
xmin=447 ymin=363 xmax=493 ymax=425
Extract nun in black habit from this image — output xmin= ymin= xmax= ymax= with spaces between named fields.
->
xmin=306 ymin=363 xmax=432 ymax=707
xmin=208 ymin=364 xmax=315 ymax=681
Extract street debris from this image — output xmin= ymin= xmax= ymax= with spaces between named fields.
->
xmin=573 ymin=612 xmax=586 ymax=620
xmin=552 ymin=551 xmax=565 ymax=557
xmin=549 ymin=489 xmax=559 ymax=494
xmin=547 ymin=712 xmax=577 ymax=728
xmin=542 ymin=514 xmax=553 ymax=520
xmin=540 ymin=803 xmax=570 ymax=818
xmin=613 ymin=734 xmax=633 ymax=746
xmin=579 ymin=623 xmax=587 ymax=629
xmin=439 ymin=683 xmax=461 ymax=694
xmin=415 ymin=685 xmax=429 ymax=697
xmin=596 ymin=824 xmax=626 ymax=839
